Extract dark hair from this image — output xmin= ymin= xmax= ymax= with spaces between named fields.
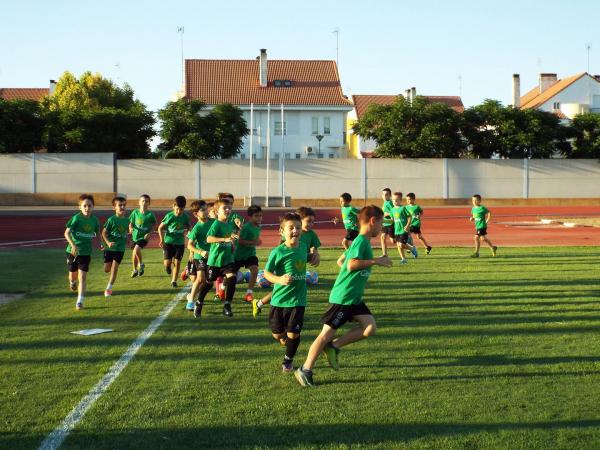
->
xmin=217 ymin=192 xmax=234 ymax=201
xmin=112 ymin=196 xmax=126 ymax=205
xmin=190 ymin=200 xmax=207 ymax=213
xmin=174 ymin=195 xmax=187 ymax=208
xmin=214 ymin=199 xmax=231 ymax=209
xmin=140 ymin=194 xmax=151 ymax=201
xmin=296 ymin=206 xmax=316 ymax=219
xmin=382 ymin=188 xmax=391 ymax=195
xmin=472 ymin=194 xmax=482 ymax=201
xmin=358 ymin=205 xmax=384 ymax=224
xmin=340 ymin=192 xmax=352 ymax=203
xmin=279 ymin=212 xmax=302 ymax=226
xmin=247 ymin=205 xmax=262 ymax=216
xmin=78 ymin=193 xmax=95 ymax=206
xmin=406 ymin=193 xmax=416 ymax=200
xmin=393 ymin=191 xmax=403 ymax=197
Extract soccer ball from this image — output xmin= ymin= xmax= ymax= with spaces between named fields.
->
xmin=236 ymin=271 xmax=245 ymax=283
xmin=306 ymin=271 xmax=319 ymax=285
xmin=257 ymin=270 xmax=272 ymax=288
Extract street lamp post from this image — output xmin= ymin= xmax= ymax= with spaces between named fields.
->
xmin=315 ymin=134 xmax=324 ymax=157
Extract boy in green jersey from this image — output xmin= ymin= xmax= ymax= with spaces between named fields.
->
xmin=295 ymin=206 xmax=392 ymax=387
xmin=128 ymin=194 xmax=156 ymax=278
xmin=392 ymin=192 xmax=417 ymax=263
xmin=339 ymin=192 xmax=360 ymax=250
xmin=405 ymin=193 xmax=432 ymax=255
xmin=470 ymin=194 xmax=497 ymax=257
xmin=64 ymin=194 xmax=101 ymax=310
xmin=185 ymin=200 xmax=213 ymax=311
xmin=234 ymin=205 xmax=263 ymax=303
xmin=101 ymin=196 xmax=129 ymax=297
xmin=264 ymin=213 xmax=309 ymax=372
xmin=380 ymin=188 xmax=395 ymax=256
xmin=158 ymin=196 xmax=190 ymax=288
xmin=193 ymin=199 xmax=239 ymax=318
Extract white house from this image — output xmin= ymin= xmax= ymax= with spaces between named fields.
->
xmin=184 ymin=49 xmax=354 ymax=159
xmin=513 ymin=72 xmax=600 ymax=119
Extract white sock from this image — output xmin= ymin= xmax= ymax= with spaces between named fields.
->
xmin=106 ymin=283 xmax=113 ymax=291
xmin=77 ymin=295 xmax=84 ymax=304
xmin=257 ymin=300 xmax=264 ymax=308
xmin=246 ymin=288 xmax=253 ymax=294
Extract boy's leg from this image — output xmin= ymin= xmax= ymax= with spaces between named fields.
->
xmin=380 ymin=232 xmax=388 ymax=256
xmin=248 ymin=264 xmax=258 ymax=290
xmin=302 ymin=325 xmax=337 ymax=371
xmin=397 ymin=242 xmax=406 ymax=261
xmin=77 ymin=270 xmax=87 ymax=307
xmin=417 ymin=232 xmax=431 ymax=249
xmin=331 ymin=314 xmax=377 ymax=348
xmin=482 ymin=236 xmax=497 ymax=255
xmin=222 ymin=269 xmax=237 ymax=316
xmin=474 ymin=235 xmax=481 ymax=254
xmin=171 ymin=260 xmax=181 ymax=283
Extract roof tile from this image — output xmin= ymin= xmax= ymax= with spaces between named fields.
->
xmin=352 ymin=94 xmax=464 ymax=119
xmin=0 ymin=88 xmax=49 ymax=102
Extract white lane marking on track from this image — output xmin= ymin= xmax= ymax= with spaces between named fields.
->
xmin=37 ymin=286 xmax=190 ymax=450
xmin=0 ymin=238 xmax=65 ymax=247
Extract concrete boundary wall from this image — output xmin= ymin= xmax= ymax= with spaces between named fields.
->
xmin=1 ymin=154 xmax=600 ymax=203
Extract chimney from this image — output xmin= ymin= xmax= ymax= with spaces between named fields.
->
xmin=404 ymin=89 xmax=411 ymax=102
xmin=411 ymin=87 xmax=416 ymax=102
xmin=512 ymin=74 xmax=521 ymax=108
xmin=539 ymin=73 xmax=557 ymax=93
xmin=49 ymin=79 xmax=57 ymax=96
xmin=594 ymin=75 xmax=600 ymax=82
xmin=259 ymin=49 xmax=268 ymax=88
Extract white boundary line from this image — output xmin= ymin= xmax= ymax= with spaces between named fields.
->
xmin=0 ymin=238 xmax=65 ymax=247
xmin=38 ymin=286 xmax=190 ymax=450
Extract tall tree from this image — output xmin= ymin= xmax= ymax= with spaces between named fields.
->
xmin=0 ymin=99 xmax=45 ymax=153
xmin=570 ymin=113 xmax=600 ymax=158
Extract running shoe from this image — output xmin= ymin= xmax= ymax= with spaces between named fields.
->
xmin=400 ymin=259 xmax=408 ymax=265
xmin=193 ymin=301 xmax=204 ymax=318
xmin=223 ymin=303 xmax=233 ymax=317
xmin=104 ymin=289 xmax=112 ymax=297
xmin=282 ymin=359 xmax=294 ymax=373
xmin=171 ymin=281 xmax=178 ymax=288
xmin=322 ymin=343 xmax=340 ymax=371
xmin=75 ymin=302 xmax=83 ymax=310
xmin=294 ymin=368 xmax=315 ymax=387
xmin=426 ymin=246 xmax=432 ymax=255
xmin=492 ymin=246 xmax=498 ymax=257
xmin=470 ymin=252 xmax=479 ymax=258
xmin=138 ymin=263 xmax=145 ymax=276
xmin=252 ymin=299 xmax=261 ymax=318
xmin=130 ymin=269 xmax=138 ymax=278
xmin=411 ymin=246 xmax=418 ymax=258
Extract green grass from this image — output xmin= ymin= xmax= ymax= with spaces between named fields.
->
xmin=1 ymin=247 xmax=600 ymax=449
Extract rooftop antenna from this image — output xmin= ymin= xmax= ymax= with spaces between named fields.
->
xmin=586 ymin=42 xmax=592 ymax=73
xmin=177 ymin=26 xmax=185 ymax=88
xmin=332 ymin=28 xmax=340 ymax=68
xmin=458 ymin=74 xmax=462 ymax=97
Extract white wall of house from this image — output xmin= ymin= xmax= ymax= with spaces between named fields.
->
xmin=237 ymin=106 xmax=351 ymax=160
xmin=537 ymin=75 xmax=600 ymax=118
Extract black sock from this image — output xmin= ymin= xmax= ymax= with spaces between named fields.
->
xmin=224 ymin=275 xmax=237 ymax=302
xmin=197 ymin=281 xmax=214 ymax=302
xmin=285 ymin=336 xmax=300 ymax=361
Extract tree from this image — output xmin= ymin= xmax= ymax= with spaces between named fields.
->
xmin=42 ymin=71 xmax=155 ymax=157
xmin=0 ymin=99 xmax=45 ymax=153
xmin=570 ymin=113 xmax=600 ymax=158
xmin=158 ymin=99 xmax=248 ymax=159
xmin=352 ymin=96 xmax=467 ymax=158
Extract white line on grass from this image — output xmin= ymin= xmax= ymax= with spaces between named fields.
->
xmin=38 ymin=286 xmax=190 ymax=450
xmin=0 ymin=238 xmax=65 ymax=247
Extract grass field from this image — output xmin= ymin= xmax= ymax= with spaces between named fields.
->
xmin=1 ymin=247 xmax=600 ymax=449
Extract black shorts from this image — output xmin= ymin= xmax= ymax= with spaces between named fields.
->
xmin=382 ymin=225 xmax=394 ymax=236
xmin=269 ymin=306 xmax=305 ymax=334
xmin=476 ymin=228 xmax=488 ymax=236
xmin=103 ymin=250 xmax=124 ymax=264
xmin=131 ymin=239 xmax=148 ymax=249
xmin=207 ymin=264 xmax=236 ymax=282
xmin=66 ymin=253 xmax=91 ymax=273
xmin=321 ymin=302 xmax=372 ymax=329
xmin=345 ymin=229 xmax=359 ymax=241
xmin=409 ymin=225 xmax=421 ymax=234
xmin=163 ymin=243 xmax=185 ymax=261
xmin=394 ymin=232 xmax=409 ymax=244
xmin=189 ymin=258 xmax=208 ymax=277
xmin=234 ymin=256 xmax=259 ymax=271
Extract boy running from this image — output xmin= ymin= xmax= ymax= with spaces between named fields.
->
xmin=185 ymin=200 xmax=213 ymax=311
xmin=392 ymin=192 xmax=418 ymax=263
xmin=380 ymin=188 xmax=394 ymax=256
xmin=101 ymin=196 xmax=129 ymax=297
xmin=64 ymin=194 xmax=100 ymax=310
xmin=470 ymin=194 xmax=498 ymax=258
xmin=405 ymin=193 xmax=432 ymax=255
xmin=339 ymin=192 xmax=360 ymax=250
xmin=295 ymin=205 xmax=392 ymax=387
xmin=234 ymin=205 xmax=263 ymax=303
xmin=264 ymin=213 xmax=309 ymax=372
xmin=158 ymin=195 xmax=190 ymax=288
xmin=128 ymin=194 xmax=156 ymax=277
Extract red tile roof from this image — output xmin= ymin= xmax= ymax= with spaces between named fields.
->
xmin=552 ymin=110 xmax=568 ymax=120
xmin=0 ymin=88 xmax=49 ymax=102
xmin=185 ymin=59 xmax=352 ymax=106
xmin=519 ymin=73 xmax=588 ymax=109
xmin=352 ymin=94 xmax=464 ymax=119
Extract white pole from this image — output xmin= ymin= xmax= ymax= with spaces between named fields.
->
xmin=280 ymin=103 xmax=285 ymax=207
xmin=31 ymin=152 xmax=36 ymax=194
xmin=266 ymin=103 xmax=271 ymax=207
xmin=249 ymin=103 xmax=254 ymax=205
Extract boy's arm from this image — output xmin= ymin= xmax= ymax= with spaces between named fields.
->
xmin=157 ymin=222 xmax=166 ymax=247
xmin=101 ymin=227 xmax=113 ymax=248
xmin=485 ymin=212 xmax=492 ymax=224
xmin=64 ymin=228 xmax=77 ymax=255
xmin=186 ymin=240 xmax=208 ymax=259
xmin=347 ymin=255 xmax=392 ymax=271
xmin=264 ymin=270 xmax=292 ymax=286
xmin=309 ymin=247 xmax=321 ymax=266
xmin=206 ymin=235 xmax=234 ymax=244
xmin=336 ymin=253 xmax=346 ymax=267
xmin=404 ymin=215 xmax=412 ymax=232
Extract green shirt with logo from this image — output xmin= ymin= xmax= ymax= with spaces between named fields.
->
xmin=382 ymin=200 xmax=394 ymax=227
xmin=392 ymin=206 xmax=411 ymax=234
xmin=187 ymin=218 xmax=214 ymax=260
xmin=329 ymin=234 xmax=373 ymax=306
xmin=471 ymin=205 xmax=490 ymax=230
xmin=207 ymin=219 xmax=234 ymax=267
xmin=265 ymin=242 xmax=308 ymax=307
xmin=103 ymin=215 xmax=129 ymax=253
xmin=234 ymin=222 xmax=261 ymax=262
xmin=405 ymin=204 xmax=423 ymax=227
xmin=300 ymin=229 xmax=321 ymax=250
xmin=161 ymin=211 xmax=190 ymax=245
xmin=341 ymin=206 xmax=359 ymax=231
xmin=65 ymin=213 xmax=100 ymax=256
xmin=129 ymin=209 xmax=157 ymax=242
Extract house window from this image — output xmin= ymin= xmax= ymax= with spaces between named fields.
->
xmin=295 ymin=153 xmax=301 ymax=159
xmin=328 ymin=153 xmax=335 ymax=158
xmin=284 ymin=152 xmax=290 ymax=159
xmin=274 ymin=80 xmax=282 ymax=87
xmin=553 ymin=102 xmax=560 ymax=110
xmin=323 ymin=117 xmax=331 ymax=135
xmin=240 ymin=153 xmax=246 ymax=160
xmin=311 ymin=117 xmax=319 ymax=134
xmin=251 ymin=128 xmax=258 ymax=136
xmin=317 ymin=153 xmax=324 ymax=159
xmin=274 ymin=121 xmax=287 ymax=136
xmin=273 ymin=152 xmax=280 ymax=160
xmin=273 ymin=80 xmax=292 ymax=87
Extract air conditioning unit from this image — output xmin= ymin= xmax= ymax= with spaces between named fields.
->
xmin=305 ymin=146 xmax=314 ymax=154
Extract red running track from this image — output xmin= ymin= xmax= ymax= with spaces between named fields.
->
xmin=0 ymin=206 xmax=599 ymax=250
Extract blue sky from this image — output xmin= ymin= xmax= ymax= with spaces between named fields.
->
xmin=1 ymin=0 xmax=598 ymax=113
